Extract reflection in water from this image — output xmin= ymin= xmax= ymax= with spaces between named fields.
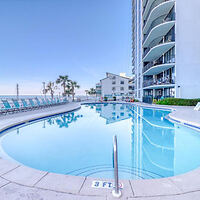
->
xmin=46 ymin=113 xmax=83 ymax=128
xmin=17 ymin=112 xmax=83 ymax=135
xmin=90 ymin=103 xmax=132 ymax=124
xmin=129 ymin=106 xmax=175 ymax=179
xmin=2 ymin=104 xmax=200 ymax=179
xmin=89 ymin=104 xmax=176 ymax=179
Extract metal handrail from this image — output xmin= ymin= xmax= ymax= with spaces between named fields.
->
xmin=112 ymin=135 xmax=121 ymax=198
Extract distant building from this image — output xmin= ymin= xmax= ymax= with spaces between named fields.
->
xmin=97 ymin=72 xmax=134 ymax=99
xmin=96 ymin=83 xmax=102 ymax=97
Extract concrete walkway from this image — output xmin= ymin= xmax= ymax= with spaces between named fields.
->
xmin=0 ymin=102 xmax=200 ymax=200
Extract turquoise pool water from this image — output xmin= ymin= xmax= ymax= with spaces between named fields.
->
xmin=1 ymin=103 xmax=200 ymax=180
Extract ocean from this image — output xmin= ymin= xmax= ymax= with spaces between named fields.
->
xmin=0 ymin=95 xmax=51 ymax=99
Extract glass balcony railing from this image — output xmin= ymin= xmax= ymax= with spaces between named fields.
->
xmin=143 ymin=77 xmax=175 ymax=88
xmin=143 ymin=36 xmax=175 ymax=58
xmin=143 ymin=0 xmax=171 ymax=26
xmin=143 ymin=15 xmax=175 ymax=43
xmin=143 ymin=58 xmax=175 ymax=73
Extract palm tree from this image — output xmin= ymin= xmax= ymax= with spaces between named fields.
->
xmin=45 ymin=82 xmax=57 ymax=99
xmin=65 ymin=85 xmax=73 ymax=97
xmin=56 ymin=75 xmax=69 ymax=97
xmin=88 ymin=88 xmax=96 ymax=96
xmin=68 ymin=81 xmax=80 ymax=101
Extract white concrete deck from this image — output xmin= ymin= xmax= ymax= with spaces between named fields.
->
xmin=0 ymin=102 xmax=200 ymax=200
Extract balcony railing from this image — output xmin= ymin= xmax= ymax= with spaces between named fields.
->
xmin=143 ymin=0 xmax=171 ymax=26
xmin=143 ymin=60 xmax=162 ymax=73
xmin=143 ymin=15 xmax=175 ymax=43
xmin=143 ymin=59 xmax=175 ymax=74
xmin=143 ymin=36 xmax=175 ymax=58
xmin=143 ymin=77 xmax=175 ymax=87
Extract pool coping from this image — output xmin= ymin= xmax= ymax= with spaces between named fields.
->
xmin=0 ymin=101 xmax=200 ymax=199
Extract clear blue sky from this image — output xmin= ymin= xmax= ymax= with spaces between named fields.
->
xmin=0 ymin=0 xmax=132 ymax=95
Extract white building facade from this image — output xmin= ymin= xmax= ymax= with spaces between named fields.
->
xmin=98 ymin=73 xmax=134 ymax=99
xmin=132 ymin=0 xmax=200 ymax=103
xmin=95 ymin=83 xmax=102 ymax=97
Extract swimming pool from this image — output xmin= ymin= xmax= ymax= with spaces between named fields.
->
xmin=1 ymin=103 xmax=200 ymax=180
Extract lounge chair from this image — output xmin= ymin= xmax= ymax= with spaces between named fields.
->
xmin=12 ymin=99 xmax=26 ymax=112
xmin=50 ymin=98 xmax=56 ymax=106
xmin=1 ymin=100 xmax=17 ymax=114
xmin=194 ymin=102 xmax=200 ymax=111
xmin=55 ymin=98 xmax=60 ymax=105
xmin=41 ymin=98 xmax=50 ymax=107
xmin=28 ymin=99 xmax=39 ymax=109
xmin=46 ymin=98 xmax=53 ymax=106
xmin=0 ymin=102 xmax=8 ymax=115
xmin=35 ymin=98 xmax=46 ymax=108
xmin=62 ymin=97 xmax=68 ymax=104
xmin=21 ymin=99 xmax=33 ymax=110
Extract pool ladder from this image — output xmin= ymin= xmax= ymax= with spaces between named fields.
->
xmin=112 ymin=135 xmax=122 ymax=198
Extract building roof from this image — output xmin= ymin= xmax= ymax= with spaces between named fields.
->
xmin=100 ymin=72 xmax=132 ymax=82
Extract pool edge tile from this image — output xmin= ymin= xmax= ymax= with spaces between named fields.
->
xmin=35 ymin=172 xmax=85 ymax=194
xmin=2 ymin=165 xmax=48 ymax=187
xmin=130 ymin=178 xmax=182 ymax=197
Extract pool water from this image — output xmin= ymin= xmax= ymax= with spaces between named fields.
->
xmin=1 ymin=103 xmax=200 ymax=180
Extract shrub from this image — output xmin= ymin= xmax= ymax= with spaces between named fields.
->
xmin=104 ymin=97 xmax=108 ymax=101
xmin=152 ymin=99 xmax=157 ymax=104
xmin=156 ymin=98 xmax=200 ymax=106
xmin=134 ymin=99 xmax=140 ymax=102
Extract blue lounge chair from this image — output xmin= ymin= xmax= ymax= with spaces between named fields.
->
xmin=46 ymin=98 xmax=53 ymax=106
xmin=56 ymin=98 xmax=63 ymax=105
xmin=41 ymin=98 xmax=49 ymax=107
xmin=1 ymin=100 xmax=17 ymax=113
xmin=0 ymin=102 xmax=7 ymax=114
xmin=12 ymin=99 xmax=26 ymax=112
xmin=21 ymin=99 xmax=33 ymax=110
xmin=50 ymin=98 xmax=57 ymax=106
xmin=28 ymin=99 xmax=39 ymax=109
xmin=62 ymin=97 xmax=68 ymax=104
xmin=35 ymin=98 xmax=45 ymax=108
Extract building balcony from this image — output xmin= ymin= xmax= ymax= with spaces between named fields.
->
xmin=143 ymin=60 xmax=175 ymax=75
xmin=143 ymin=20 xmax=175 ymax=47
xmin=143 ymin=39 xmax=175 ymax=62
xmin=143 ymin=77 xmax=175 ymax=89
xmin=143 ymin=0 xmax=175 ymax=34
xmin=143 ymin=0 xmax=148 ymax=9
xmin=143 ymin=0 xmax=157 ymax=20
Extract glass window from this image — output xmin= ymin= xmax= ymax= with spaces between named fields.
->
xmin=120 ymin=81 xmax=124 ymax=84
xmin=120 ymin=87 xmax=124 ymax=91
xmin=112 ymin=81 xmax=116 ymax=84
xmin=120 ymin=112 xmax=124 ymax=116
xmin=112 ymin=87 xmax=116 ymax=91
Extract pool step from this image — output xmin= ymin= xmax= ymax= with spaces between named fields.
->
xmin=65 ymin=165 xmax=163 ymax=179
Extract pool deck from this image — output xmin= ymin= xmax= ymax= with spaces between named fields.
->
xmin=0 ymin=102 xmax=200 ymax=200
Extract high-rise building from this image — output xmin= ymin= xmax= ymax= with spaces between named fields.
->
xmin=132 ymin=0 xmax=200 ymax=103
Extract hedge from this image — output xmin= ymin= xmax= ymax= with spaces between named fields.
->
xmin=156 ymin=98 xmax=200 ymax=106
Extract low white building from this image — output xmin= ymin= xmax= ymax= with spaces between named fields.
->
xmin=97 ymin=72 xmax=134 ymax=99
